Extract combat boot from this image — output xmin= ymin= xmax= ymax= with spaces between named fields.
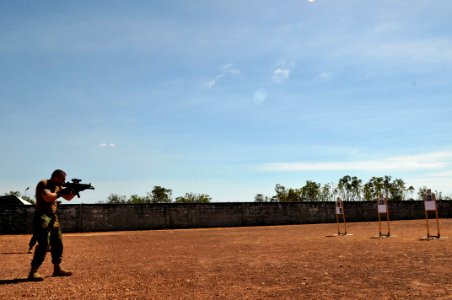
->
xmin=53 ymin=264 xmax=72 ymax=277
xmin=28 ymin=267 xmax=44 ymax=281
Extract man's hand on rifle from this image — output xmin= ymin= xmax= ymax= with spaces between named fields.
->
xmin=57 ymin=188 xmax=73 ymax=198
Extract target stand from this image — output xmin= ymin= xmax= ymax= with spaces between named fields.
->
xmin=372 ymin=196 xmax=393 ymax=239
xmin=327 ymin=197 xmax=353 ymax=237
xmin=420 ymin=190 xmax=446 ymax=240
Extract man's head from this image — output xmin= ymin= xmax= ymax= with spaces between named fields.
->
xmin=51 ymin=169 xmax=67 ymax=186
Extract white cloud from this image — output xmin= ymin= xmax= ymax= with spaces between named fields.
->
xmin=206 ymin=64 xmax=240 ymax=88
xmin=272 ymin=68 xmax=291 ymax=83
xmin=316 ymin=72 xmax=334 ymax=81
xmin=99 ymin=143 xmax=116 ymax=148
xmin=344 ymin=38 xmax=452 ymax=64
xmin=253 ymin=88 xmax=268 ymax=104
xmin=372 ymin=21 xmax=403 ymax=34
xmin=205 ymin=80 xmax=216 ymax=88
xmin=205 ymin=74 xmax=224 ymax=88
xmin=431 ymin=170 xmax=452 ymax=177
xmin=222 ymin=64 xmax=240 ymax=75
xmin=260 ymin=151 xmax=452 ymax=172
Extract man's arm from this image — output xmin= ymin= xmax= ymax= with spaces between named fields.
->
xmin=40 ymin=187 xmax=59 ymax=203
xmin=60 ymin=192 xmax=75 ymax=201
xmin=37 ymin=181 xmax=75 ymax=202
xmin=36 ymin=181 xmax=59 ymax=203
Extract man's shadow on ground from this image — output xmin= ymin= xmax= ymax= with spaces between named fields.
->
xmin=0 ymin=278 xmax=30 ymax=285
xmin=0 ymin=252 xmax=34 ymax=284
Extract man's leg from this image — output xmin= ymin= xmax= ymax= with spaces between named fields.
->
xmin=28 ymin=228 xmax=50 ymax=281
xmin=28 ymin=232 xmax=37 ymax=253
xmin=50 ymin=223 xmax=72 ymax=277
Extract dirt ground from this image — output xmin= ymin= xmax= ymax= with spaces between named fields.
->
xmin=0 ymin=219 xmax=451 ymax=299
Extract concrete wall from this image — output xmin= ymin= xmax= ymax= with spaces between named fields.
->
xmin=1 ymin=201 xmax=451 ymax=234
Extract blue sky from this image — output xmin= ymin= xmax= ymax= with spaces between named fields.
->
xmin=1 ymin=0 xmax=452 ymax=203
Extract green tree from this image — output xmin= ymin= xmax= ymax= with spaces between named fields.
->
xmin=369 ymin=176 xmax=385 ymax=199
xmin=106 ymin=193 xmax=127 ymax=204
xmin=271 ymin=184 xmax=288 ymax=202
xmin=301 ymin=180 xmax=321 ymax=201
xmin=364 ymin=176 xmax=407 ymax=201
xmin=363 ymin=182 xmax=373 ymax=201
xmin=319 ymin=183 xmax=334 ymax=202
xmin=390 ymin=178 xmax=406 ymax=201
xmin=287 ymin=188 xmax=302 ymax=202
xmin=338 ymin=175 xmax=352 ymax=201
xmin=175 ymin=193 xmax=211 ymax=203
xmin=149 ymin=186 xmax=172 ymax=203
xmin=256 ymin=175 xmax=449 ymax=203
xmin=417 ymin=186 xmax=428 ymax=201
xmin=349 ymin=176 xmax=362 ymax=201
xmin=4 ymin=191 xmax=21 ymax=197
xmin=383 ymin=175 xmax=392 ymax=197
xmin=255 ymin=194 xmax=269 ymax=202
xmin=127 ymin=194 xmax=150 ymax=204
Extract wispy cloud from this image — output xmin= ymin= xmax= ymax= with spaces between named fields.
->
xmin=272 ymin=68 xmax=291 ymax=83
xmin=315 ymin=72 xmax=334 ymax=81
xmin=272 ymin=61 xmax=293 ymax=83
xmin=431 ymin=170 xmax=452 ymax=177
xmin=253 ymin=88 xmax=268 ymax=104
xmin=260 ymin=151 xmax=452 ymax=172
xmin=206 ymin=64 xmax=240 ymax=88
xmin=341 ymin=38 xmax=452 ymax=65
xmin=99 ymin=143 xmax=116 ymax=148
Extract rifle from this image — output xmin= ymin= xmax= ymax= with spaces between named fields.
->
xmin=64 ymin=178 xmax=95 ymax=198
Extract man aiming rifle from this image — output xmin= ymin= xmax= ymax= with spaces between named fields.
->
xmin=28 ymin=169 xmax=94 ymax=281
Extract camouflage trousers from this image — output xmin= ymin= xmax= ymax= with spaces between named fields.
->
xmin=30 ymin=211 xmax=64 ymax=268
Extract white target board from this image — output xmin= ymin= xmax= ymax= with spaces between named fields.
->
xmin=378 ymin=204 xmax=387 ymax=213
xmin=424 ymin=192 xmax=436 ymax=211
xmin=424 ymin=200 xmax=436 ymax=211
xmin=377 ymin=198 xmax=387 ymax=213
xmin=336 ymin=198 xmax=344 ymax=215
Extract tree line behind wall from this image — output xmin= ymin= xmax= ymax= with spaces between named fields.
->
xmin=100 ymin=186 xmax=212 ymax=204
xmin=4 ymin=175 xmax=450 ymax=205
xmin=255 ymin=175 xmax=451 ymax=202
xmin=2 ymin=186 xmax=212 ymax=205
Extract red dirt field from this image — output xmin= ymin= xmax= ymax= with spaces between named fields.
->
xmin=1 ymin=219 xmax=451 ymax=299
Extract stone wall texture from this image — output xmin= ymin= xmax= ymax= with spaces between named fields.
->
xmin=1 ymin=201 xmax=451 ymax=234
